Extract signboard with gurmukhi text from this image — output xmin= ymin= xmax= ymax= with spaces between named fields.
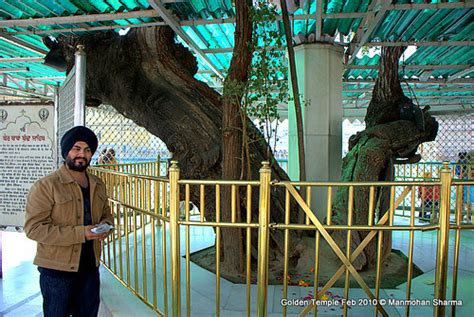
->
xmin=0 ymin=105 xmax=56 ymax=229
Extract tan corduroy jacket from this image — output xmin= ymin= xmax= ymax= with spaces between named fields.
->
xmin=25 ymin=164 xmax=113 ymax=272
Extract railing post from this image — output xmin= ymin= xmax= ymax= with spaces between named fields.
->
xmin=169 ymin=161 xmax=181 ymax=317
xmin=156 ymin=154 xmax=161 ymax=177
xmin=257 ymin=161 xmax=271 ymax=316
xmin=434 ymin=162 xmax=452 ymax=317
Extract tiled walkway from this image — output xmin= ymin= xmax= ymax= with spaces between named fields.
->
xmin=1 ymin=216 xmax=473 ymax=316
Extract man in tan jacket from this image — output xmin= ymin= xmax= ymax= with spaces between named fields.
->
xmin=25 ymin=126 xmax=113 ymax=317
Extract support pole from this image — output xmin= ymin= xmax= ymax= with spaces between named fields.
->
xmin=257 ymin=161 xmax=271 ymax=316
xmin=434 ymin=162 xmax=452 ymax=316
xmin=74 ymin=45 xmax=86 ymax=126
xmin=169 ymin=161 xmax=181 ymax=317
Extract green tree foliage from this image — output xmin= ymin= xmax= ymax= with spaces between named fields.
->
xmin=246 ymin=2 xmax=288 ymax=149
xmin=223 ymin=1 xmax=288 ymax=175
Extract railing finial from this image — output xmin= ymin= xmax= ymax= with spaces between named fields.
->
xmin=442 ymin=161 xmax=450 ymax=171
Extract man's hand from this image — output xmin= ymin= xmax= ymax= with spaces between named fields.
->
xmin=84 ymin=225 xmax=111 ymax=241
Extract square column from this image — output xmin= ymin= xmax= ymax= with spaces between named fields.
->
xmin=288 ymin=43 xmax=344 ymax=219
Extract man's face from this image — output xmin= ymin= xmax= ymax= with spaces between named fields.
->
xmin=66 ymin=141 xmax=92 ymax=172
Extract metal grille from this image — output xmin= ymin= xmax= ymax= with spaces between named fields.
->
xmin=57 ymin=66 xmax=76 ymax=164
xmin=344 ymin=113 xmax=473 ymax=164
xmin=85 ymin=104 xmax=170 ymax=167
xmin=418 ymin=113 xmax=473 ymax=162
xmin=92 ymin=162 xmax=473 ymax=316
xmin=393 ymin=114 xmax=473 ymax=219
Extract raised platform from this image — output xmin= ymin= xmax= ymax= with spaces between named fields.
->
xmin=1 ymin=216 xmax=473 ymax=316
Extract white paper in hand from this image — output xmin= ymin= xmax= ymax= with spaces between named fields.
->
xmin=91 ymin=223 xmax=113 ymax=234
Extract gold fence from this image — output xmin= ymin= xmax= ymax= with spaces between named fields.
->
xmin=91 ymin=161 xmax=474 ymax=316
xmin=95 ymin=158 xmax=168 ymax=176
xmin=395 ymin=162 xmax=473 ymax=223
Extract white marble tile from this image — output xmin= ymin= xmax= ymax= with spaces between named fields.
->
xmin=2 ymin=216 xmax=474 ymax=316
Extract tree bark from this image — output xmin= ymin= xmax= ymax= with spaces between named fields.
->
xmin=280 ymin=0 xmax=307 ymax=228
xmin=330 ymin=47 xmax=438 ymax=269
xmin=221 ymin=0 xmax=253 ymax=273
xmin=44 ymin=26 xmax=301 ymax=276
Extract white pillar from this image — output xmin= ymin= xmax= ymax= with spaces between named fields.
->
xmin=74 ymin=45 xmax=86 ymax=126
xmin=288 ymin=43 xmax=343 ymax=219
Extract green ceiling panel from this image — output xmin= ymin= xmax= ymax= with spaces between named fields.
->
xmin=195 ymin=25 xmax=219 ymax=48
xmin=183 ymin=26 xmax=207 ymax=49
xmin=323 ymin=0 xmax=343 ymax=35
xmin=0 ymin=0 xmax=470 ymax=104
xmin=53 ymin=0 xmax=79 ymax=14
xmin=68 ymin=0 xmax=99 ymax=14
xmin=398 ymin=11 xmax=432 ymax=41
xmin=337 ymin=0 xmax=363 ymax=35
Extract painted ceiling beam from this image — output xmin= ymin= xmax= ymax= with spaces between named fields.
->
xmin=0 ymin=34 xmax=47 ymax=55
xmin=199 ymin=40 xmax=472 ymax=53
xmin=0 ymin=57 xmax=44 ymax=63
xmin=344 ymin=102 xmax=474 ymax=109
xmin=0 ymin=86 xmax=52 ymax=99
xmin=347 ymin=0 xmax=392 ymax=65
xmin=344 ymin=78 xmax=473 ymax=84
xmin=198 ymin=64 xmax=472 ymax=73
xmin=2 ymin=21 xmax=167 ymax=36
xmin=447 ymin=66 xmax=474 ymax=81
xmin=389 ymin=2 xmax=474 ymax=11
xmin=0 ymin=74 xmax=53 ymax=99
xmin=348 ymin=64 xmax=472 ymax=70
xmin=315 ymin=0 xmax=323 ymax=41
xmin=5 ymin=73 xmax=56 ymax=93
xmin=2 ymin=0 xmax=472 ymax=38
xmin=365 ymin=40 xmax=473 ymax=47
xmin=0 ymin=67 xmax=29 ymax=73
xmin=31 ymin=76 xmax=65 ymax=82
xmin=147 ymin=0 xmax=224 ymax=81
xmin=0 ymin=1 xmax=470 ymax=30
xmin=344 ymin=87 xmax=474 ymax=93
xmin=0 ymin=12 xmax=365 ymax=34
xmin=0 ymin=10 xmax=161 ymax=28
xmin=5 ymin=74 xmax=40 ymax=92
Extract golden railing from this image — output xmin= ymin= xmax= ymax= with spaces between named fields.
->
xmin=91 ymin=161 xmax=473 ymax=316
xmin=95 ymin=157 xmax=168 ymax=177
xmin=395 ymin=162 xmax=473 ymax=222
xmin=91 ymin=166 xmax=170 ymax=315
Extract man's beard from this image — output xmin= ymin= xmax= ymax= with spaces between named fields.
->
xmin=66 ymin=156 xmax=90 ymax=171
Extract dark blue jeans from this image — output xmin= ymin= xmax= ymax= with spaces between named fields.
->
xmin=38 ymin=267 xmax=100 ymax=317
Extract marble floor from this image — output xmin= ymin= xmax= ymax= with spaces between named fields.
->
xmin=1 ymin=215 xmax=473 ymax=316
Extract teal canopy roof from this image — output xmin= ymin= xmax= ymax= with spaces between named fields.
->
xmin=0 ymin=0 xmax=472 ymax=117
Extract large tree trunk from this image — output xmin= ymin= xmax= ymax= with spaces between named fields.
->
xmin=330 ymin=47 xmax=438 ymax=269
xmin=280 ymin=0 xmax=307 ymax=227
xmin=44 ymin=26 xmax=301 ymax=275
xmin=221 ymin=0 xmax=253 ymax=273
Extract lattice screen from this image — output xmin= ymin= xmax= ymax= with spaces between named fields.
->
xmin=57 ymin=67 xmax=76 ymax=165
xmin=85 ymin=104 xmax=170 ymax=164
xmin=343 ymin=113 xmax=473 ymax=163
xmin=86 ymin=104 xmax=472 ymax=174
xmin=419 ymin=113 xmax=473 ymax=162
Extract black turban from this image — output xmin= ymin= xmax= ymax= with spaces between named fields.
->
xmin=60 ymin=126 xmax=98 ymax=159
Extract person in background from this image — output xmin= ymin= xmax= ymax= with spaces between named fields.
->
xmin=455 ymin=152 xmax=469 ymax=179
xmin=96 ymin=148 xmax=107 ymax=164
xmin=418 ymin=172 xmax=440 ymax=221
xmin=104 ymin=148 xmax=118 ymax=165
xmin=456 ymin=151 xmax=473 ymax=220
xmin=25 ymin=126 xmax=113 ymax=317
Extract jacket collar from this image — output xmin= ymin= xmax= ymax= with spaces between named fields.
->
xmin=57 ymin=163 xmax=98 ymax=189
